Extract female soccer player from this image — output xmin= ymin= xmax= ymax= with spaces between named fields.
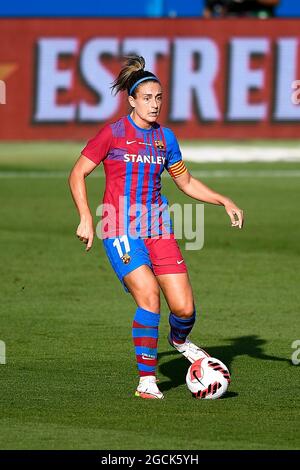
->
xmin=69 ymin=56 xmax=244 ymax=400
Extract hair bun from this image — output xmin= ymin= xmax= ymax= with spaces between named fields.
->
xmin=138 ymin=56 xmax=145 ymax=70
xmin=111 ymin=55 xmax=157 ymax=96
xmin=126 ymin=55 xmax=145 ymax=72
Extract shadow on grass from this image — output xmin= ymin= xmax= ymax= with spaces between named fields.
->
xmin=158 ymin=334 xmax=289 ymax=394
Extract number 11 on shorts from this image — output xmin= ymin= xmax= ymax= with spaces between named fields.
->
xmin=113 ymin=235 xmax=130 ymax=257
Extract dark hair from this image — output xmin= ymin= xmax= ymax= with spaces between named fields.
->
xmin=111 ymin=56 xmax=159 ymax=97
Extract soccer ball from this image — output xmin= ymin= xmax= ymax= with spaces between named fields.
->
xmin=186 ymin=357 xmax=231 ymax=399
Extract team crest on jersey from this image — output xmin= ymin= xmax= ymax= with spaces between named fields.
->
xmin=121 ymin=253 xmax=131 ymax=264
xmin=154 ymin=140 xmax=165 ymax=150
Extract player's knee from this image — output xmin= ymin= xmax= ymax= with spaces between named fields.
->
xmin=146 ymin=292 xmax=160 ymax=313
xmin=171 ymin=303 xmax=195 ymax=319
xmin=139 ymin=287 xmax=160 ymax=313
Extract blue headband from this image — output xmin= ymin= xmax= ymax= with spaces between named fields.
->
xmin=129 ymin=76 xmax=160 ymax=96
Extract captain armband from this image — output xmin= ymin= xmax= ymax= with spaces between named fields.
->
xmin=167 ymin=160 xmax=188 ymax=178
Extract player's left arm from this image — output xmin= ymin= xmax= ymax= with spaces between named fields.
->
xmin=173 ymin=170 xmax=244 ymax=229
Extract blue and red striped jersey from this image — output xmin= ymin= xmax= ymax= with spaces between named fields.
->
xmin=81 ymin=115 xmax=187 ymax=239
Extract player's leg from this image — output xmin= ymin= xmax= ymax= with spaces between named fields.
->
xmin=157 ymin=272 xmax=210 ymax=362
xmin=124 ymin=264 xmax=160 ymax=313
xmin=124 ymin=266 xmax=164 ymax=399
xmin=103 ymin=237 xmax=163 ymax=399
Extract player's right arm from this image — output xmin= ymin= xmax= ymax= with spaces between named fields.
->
xmin=68 ymin=155 xmax=97 ymax=251
xmin=69 ymin=124 xmax=113 ymax=251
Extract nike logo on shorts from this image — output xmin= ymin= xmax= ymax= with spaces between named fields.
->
xmin=177 ymin=260 xmax=184 ymax=265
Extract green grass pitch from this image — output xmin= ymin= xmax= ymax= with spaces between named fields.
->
xmin=0 ymin=142 xmax=299 ymax=450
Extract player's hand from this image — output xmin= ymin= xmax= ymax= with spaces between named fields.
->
xmin=224 ymin=201 xmax=244 ymax=229
xmin=76 ymin=215 xmax=94 ymax=251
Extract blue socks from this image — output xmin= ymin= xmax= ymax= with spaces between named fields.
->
xmin=169 ymin=310 xmax=196 ymax=344
xmin=132 ymin=307 xmax=160 ymax=377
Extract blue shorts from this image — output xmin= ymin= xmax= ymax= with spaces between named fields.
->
xmin=103 ymin=235 xmax=152 ymax=293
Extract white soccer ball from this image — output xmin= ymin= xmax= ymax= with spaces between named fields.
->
xmin=186 ymin=356 xmax=231 ymax=399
